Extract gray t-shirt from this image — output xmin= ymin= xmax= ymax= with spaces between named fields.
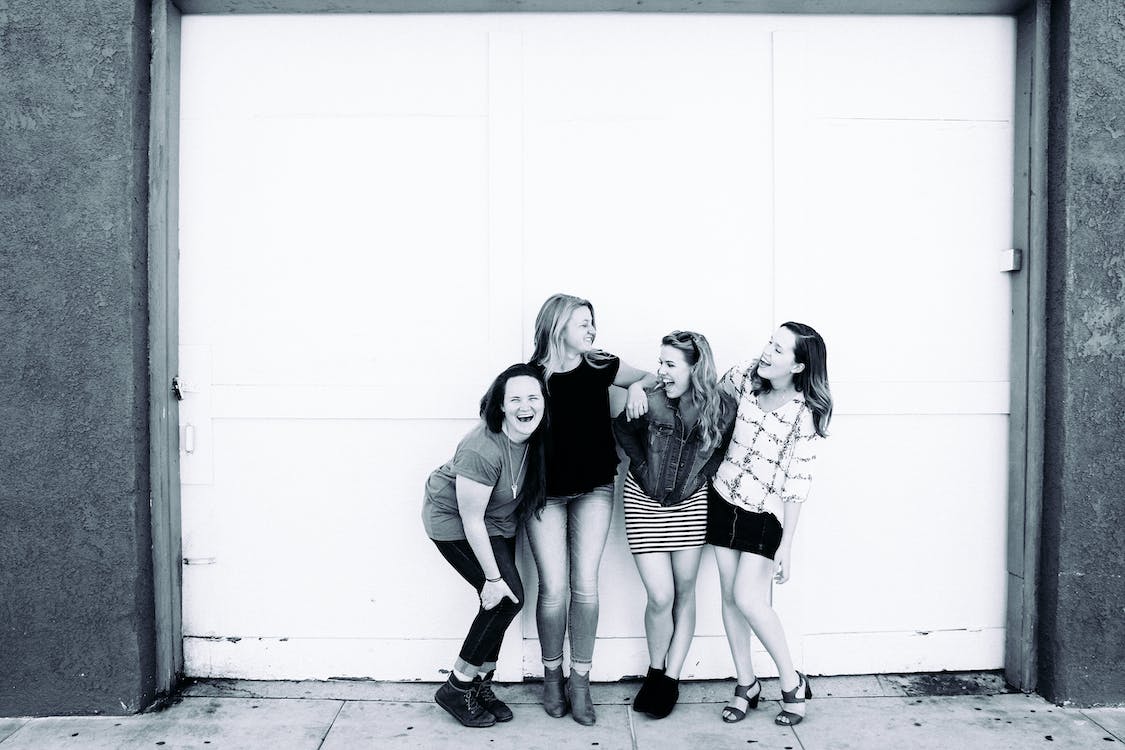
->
xmin=422 ymin=421 xmax=524 ymax=541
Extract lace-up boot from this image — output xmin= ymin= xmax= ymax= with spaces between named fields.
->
xmin=434 ymin=675 xmax=496 ymax=728
xmin=475 ymin=671 xmax=513 ymax=722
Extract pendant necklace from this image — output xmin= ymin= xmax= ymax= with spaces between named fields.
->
xmin=505 ymin=433 xmax=529 ymax=496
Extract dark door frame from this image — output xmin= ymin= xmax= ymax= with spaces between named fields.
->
xmin=147 ymin=0 xmax=1049 ymax=697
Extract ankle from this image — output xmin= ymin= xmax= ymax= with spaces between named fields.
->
xmin=448 ymin=673 xmax=474 ymax=690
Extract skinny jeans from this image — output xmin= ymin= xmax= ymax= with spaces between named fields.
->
xmin=432 ymin=535 xmax=524 ymax=668
xmin=524 ymin=485 xmax=614 ymax=665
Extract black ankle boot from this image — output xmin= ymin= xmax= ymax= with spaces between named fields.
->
xmin=632 ymin=666 xmax=665 ymax=714
xmin=476 ymin=671 xmax=513 ymax=722
xmin=645 ymin=672 xmax=680 ymax=720
xmin=435 ymin=675 xmax=496 ymax=728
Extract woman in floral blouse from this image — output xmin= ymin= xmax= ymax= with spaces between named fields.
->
xmin=706 ymin=322 xmax=833 ymax=728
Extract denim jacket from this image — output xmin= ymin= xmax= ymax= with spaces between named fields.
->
xmin=613 ymin=388 xmax=738 ymax=507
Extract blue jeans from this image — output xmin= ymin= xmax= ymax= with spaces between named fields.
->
xmin=524 ymin=485 xmax=614 ymax=666
xmin=432 ymin=535 xmax=524 ymax=669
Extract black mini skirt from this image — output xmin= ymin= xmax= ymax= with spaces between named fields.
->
xmin=705 ymin=485 xmax=783 ymax=560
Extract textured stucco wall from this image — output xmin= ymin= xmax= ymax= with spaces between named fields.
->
xmin=1040 ymin=0 xmax=1125 ymax=707
xmin=0 ymin=0 xmax=157 ymax=716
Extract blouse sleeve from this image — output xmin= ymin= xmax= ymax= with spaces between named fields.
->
xmin=780 ymin=415 xmax=819 ymax=504
xmin=719 ymin=360 xmax=754 ymax=400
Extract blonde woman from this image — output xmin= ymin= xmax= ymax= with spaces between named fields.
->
xmin=525 ymin=293 xmax=656 ymax=726
xmin=613 ymin=330 xmax=736 ymax=719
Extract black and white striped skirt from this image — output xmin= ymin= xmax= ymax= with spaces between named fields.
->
xmin=623 ymin=473 xmax=709 ymax=554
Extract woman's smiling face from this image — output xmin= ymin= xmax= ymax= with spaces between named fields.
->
xmin=501 ymin=375 xmax=545 ymax=440
xmin=561 ymin=306 xmax=596 ymax=354
xmin=757 ymin=326 xmax=804 ymax=384
xmin=657 ymin=345 xmax=692 ymax=399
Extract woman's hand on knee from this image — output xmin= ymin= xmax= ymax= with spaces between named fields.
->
xmin=481 ymin=579 xmax=520 ymax=610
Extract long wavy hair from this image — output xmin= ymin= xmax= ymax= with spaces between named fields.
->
xmin=750 ymin=322 xmax=833 ymax=438
xmin=529 ymin=293 xmax=617 ymax=380
xmin=661 ymin=330 xmax=726 ymax=452
xmin=479 ymin=363 xmax=550 ymax=517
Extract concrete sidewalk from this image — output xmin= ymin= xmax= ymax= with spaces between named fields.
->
xmin=1 ymin=672 xmax=1122 ymax=749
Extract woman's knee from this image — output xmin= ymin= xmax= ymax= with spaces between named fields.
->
xmin=537 ymin=577 xmax=566 ymax=610
xmin=532 ymin=552 xmax=568 ymax=607
xmin=719 ymin=581 xmax=739 ymax=609
xmin=499 ymin=596 xmax=524 ymax=620
xmin=734 ymin=589 xmax=770 ymax=621
xmin=646 ymin=588 xmax=674 ymax=613
xmin=672 ymin=583 xmax=698 ymax=611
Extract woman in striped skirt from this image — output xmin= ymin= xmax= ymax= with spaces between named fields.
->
xmin=612 ymin=331 xmax=737 ymax=719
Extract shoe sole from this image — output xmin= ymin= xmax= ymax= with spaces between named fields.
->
xmin=434 ymin=695 xmax=496 ymax=728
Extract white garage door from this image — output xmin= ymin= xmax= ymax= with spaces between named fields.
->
xmin=178 ymin=13 xmax=1015 ymax=681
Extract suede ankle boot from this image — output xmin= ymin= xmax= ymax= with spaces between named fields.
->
xmin=632 ymin=666 xmax=665 ymax=714
xmin=542 ymin=666 xmax=569 ymax=718
xmin=645 ymin=672 xmax=680 ymax=720
xmin=567 ymin=669 xmax=596 ymax=726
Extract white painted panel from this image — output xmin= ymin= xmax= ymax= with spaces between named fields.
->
xmin=183 ymin=116 xmax=492 ymax=386
xmin=179 ymin=16 xmax=489 ymax=119
xmin=180 ymin=13 xmax=1015 ymax=682
xmin=799 ymin=415 xmax=1009 ymax=634
xmin=802 ymin=17 xmax=1015 ymax=122
xmin=521 ymin=20 xmax=774 ymax=372
xmin=182 ymin=419 xmax=479 ymax=638
xmin=776 ymin=119 xmax=1014 ymax=384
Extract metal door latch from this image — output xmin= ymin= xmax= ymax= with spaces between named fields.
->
xmin=172 ymin=376 xmax=185 ymax=401
xmin=999 ymin=249 xmax=1023 ymax=272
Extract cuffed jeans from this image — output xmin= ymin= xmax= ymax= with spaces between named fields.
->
xmin=432 ymin=535 xmax=524 ymax=668
xmin=525 ymin=486 xmax=614 ymax=666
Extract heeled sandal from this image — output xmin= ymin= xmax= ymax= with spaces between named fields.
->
xmin=721 ymin=679 xmax=761 ymax=723
xmin=774 ymin=671 xmax=812 ymax=726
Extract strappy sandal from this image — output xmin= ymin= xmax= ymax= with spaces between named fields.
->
xmin=774 ymin=671 xmax=812 ymax=726
xmin=721 ymin=679 xmax=761 ymax=723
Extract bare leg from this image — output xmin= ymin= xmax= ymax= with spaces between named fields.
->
xmin=713 ymin=546 xmax=756 ymax=684
xmin=731 ymin=551 xmax=798 ymax=693
xmin=664 ymin=546 xmax=704 ymax=679
xmin=632 ymin=552 xmax=675 ymax=670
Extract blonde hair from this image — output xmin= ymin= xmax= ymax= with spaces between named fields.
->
xmin=530 ymin=293 xmax=616 ymax=380
xmin=662 ymin=330 xmax=724 ymax=452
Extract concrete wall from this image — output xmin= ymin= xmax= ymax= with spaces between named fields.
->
xmin=0 ymin=0 xmax=157 ymax=716
xmin=1040 ymin=0 xmax=1125 ymax=707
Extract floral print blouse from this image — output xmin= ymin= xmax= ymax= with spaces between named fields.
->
xmin=711 ymin=361 xmax=822 ymax=521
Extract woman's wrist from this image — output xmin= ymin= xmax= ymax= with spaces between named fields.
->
xmin=485 ymin=575 xmax=502 ymax=583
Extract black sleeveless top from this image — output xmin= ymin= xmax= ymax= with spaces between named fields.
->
xmin=539 ymin=356 xmax=621 ymax=496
